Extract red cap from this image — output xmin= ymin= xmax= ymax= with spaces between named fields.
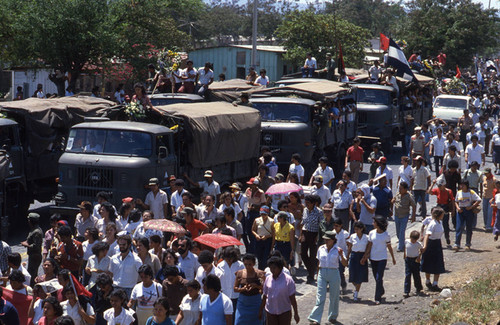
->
xmin=122 ymin=197 xmax=133 ymax=203
xmin=376 ymin=157 xmax=387 ymax=163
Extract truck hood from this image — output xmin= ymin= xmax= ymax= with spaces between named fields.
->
xmin=59 ymin=152 xmax=152 ymax=169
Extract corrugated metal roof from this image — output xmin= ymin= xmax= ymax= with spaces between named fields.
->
xmin=229 ymin=45 xmax=286 ymax=53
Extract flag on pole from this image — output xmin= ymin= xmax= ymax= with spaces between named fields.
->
xmin=455 ymin=65 xmax=461 ymax=79
xmin=386 ymin=38 xmax=417 ymax=83
xmin=380 ymin=33 xmax=390 ymax=51
xmin=70 ymin=273 xmax=92 ymax=298
xmin=338 ymin=42 xmax=345 ymax=76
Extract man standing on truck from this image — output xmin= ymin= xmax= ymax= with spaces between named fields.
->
xmin=345 ymin=137 xmax=364 ymax=183
xmin=184 ymin=170 xmax=221 ymax=204
xmin=302 ymin=53 xmax=317 ymax=78
xmin=21 ymin=213 xmax=43 ymax=286
xmin=137 ymin=178 xmax=169 ymax=220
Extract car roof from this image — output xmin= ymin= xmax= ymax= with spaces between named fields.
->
xmin=435 ymin=95 xmax=470 ymax=100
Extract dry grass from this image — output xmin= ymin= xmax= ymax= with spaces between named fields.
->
xmin=415 ymin=265 xmax=500 ymax=325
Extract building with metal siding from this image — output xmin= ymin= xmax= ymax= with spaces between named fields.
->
xmin=188 ymin=45 xmax=287 ymax=82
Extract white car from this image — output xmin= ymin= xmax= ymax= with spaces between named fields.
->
xmin=432 ymin=95 xmax=471 ymax=126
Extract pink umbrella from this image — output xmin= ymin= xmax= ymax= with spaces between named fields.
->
xmin=194 ymin=233 xmax=243 ymax=249
xmin=265 ymin=182 xmax=302 ymax=195
xmin=144 ymin=219 xmax=186 ymax=234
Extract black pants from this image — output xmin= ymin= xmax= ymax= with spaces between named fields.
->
xmin=438 ymin=204 xmax=451 ymax=241
xmin=300 ymin=230 xmax=318 ymax=278
xmin=334 ymin=209 xmax=350 ymax=231
xmin=434 ymin=156 xmax=444 ymax=177
xmin=404 ymin=257 xmax=423 ymax=293
xmin=28 ymin=254 xmax=42 ymax=287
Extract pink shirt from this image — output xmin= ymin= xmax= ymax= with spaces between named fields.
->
xmin=263 ymin=271 xmax=295 ymax=315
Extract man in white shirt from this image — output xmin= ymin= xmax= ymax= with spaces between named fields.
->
xmin=217 ymin=247 xmax=244 ymax=306
xmin=109 ymin=235 xmax=142 ymax=298
xmin=309 ymin=156 xmax=335 ymax=190
xmin=138 ymin=178 xmax=169 ymax=219
xmin=465 ymin=135 xmax=485 ymax=167
xmin=430 ymin=127 xmax=446 ymax=177
xmin=383 ymin=69 xmax=399 ymax=96
xmin=410 ymin=156 xmax=431 ymax=218
xmin=368 ymin=60 xmax=381 ymax=83
xmin=375 ymin=157 xmax=394 ymax=189
xmin=310 ymin=176 xmax=331 ymax=207
xmin=196 ymin=62 xmax=214 ymax=97
xmin=253 ymin=68 xmax=270 ymax=87
xmin=195 ymin=250 xmax=224 ymax=294
xmin=185 ymin=170 xmax=221 ymax=204
xmin=177 ymin=238 xmax=200 ymax=281
xmin=170 ymin=179 xmax=187 ymax=216
xmin=287 ymin=153 xmax=305 ymax=184
xmin=302 ymin=52 xmax=317 ymax=78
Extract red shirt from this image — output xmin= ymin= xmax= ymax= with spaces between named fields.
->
xmin=186 ymin=219 xmax=208 ymax=239
xmin=347 ymin=146 xmax=364 ymax=162
xmin=431 ymin=188 xmax=454 ymax=205
xmin=57 ymin=239 xmax=83 ymax=273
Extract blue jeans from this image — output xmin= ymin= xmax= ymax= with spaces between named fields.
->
xmin=413 ymin=190 xmax=427 ymax=218
xmin=405 ymin=135 xmax=412 ymax=156
xmin=255 ymin=238 xmax=272 ymax=270
xmin=308 ymin=268 xmax=340 ymax=323
xmin=404 ymin=257 xmax=423 ymax=293
xmin=370 ymin=259 xmax=387 ymax=301
xmin=395 ymin=215 xmax=409 ymax=251
xmin=482 ymin=198 xmax=493 ymax=230
xmin=456 ymin=209 xmax=474 ymax=247
xmin=301 ymin=67 xmax=315 ymax=78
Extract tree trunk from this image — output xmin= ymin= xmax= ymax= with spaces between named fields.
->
xmin=48 ymin=73 xmax=66 ymax=97
xmin=69 ymin=70 xmax=81 ymax=92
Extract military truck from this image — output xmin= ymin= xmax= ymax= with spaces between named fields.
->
xmin=248 ymin=80 xmax=357 ymax=177
xmin=353 ymin=74 xmax=434 ymax=153
xmin=0 ymin=96 xmax=118 ymax=231
xmin=53 ymin=102 xmax=261 ymax=215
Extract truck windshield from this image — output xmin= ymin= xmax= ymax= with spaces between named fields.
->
xmin=357 ymin=89 xmax=392 ymax=105
xmin=434 ymin=97 xmax=468 ymax=110
xmin=252 ymin=103 xmax=310 ymax=122
xmin=66 ymin=129 xmax=152 ymax=156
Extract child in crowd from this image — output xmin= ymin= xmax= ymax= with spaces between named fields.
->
xmin=403 ymin=230 xmax=423 ymax=297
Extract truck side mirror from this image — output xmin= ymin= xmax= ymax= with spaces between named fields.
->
xmin=158 ymin=146 xmax=168 ymax=159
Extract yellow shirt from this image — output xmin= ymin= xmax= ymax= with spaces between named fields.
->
xmin=273 ymin=222 xmax=294 ymax=242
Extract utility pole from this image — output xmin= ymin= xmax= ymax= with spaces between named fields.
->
xmin=251 ymin=0 xmax=258 ymax=68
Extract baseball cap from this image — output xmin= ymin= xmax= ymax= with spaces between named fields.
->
xmin=275 ymin=173 xmax=285 ymax=181
xmin=229 ymin=183 xmax=241 ymax=191
xmin=149 ymin=177 xmax=159 ymax=185
xmin=376 ymin=157 xmax=387 ymax=163
xmin=27 ymin=212 xmax=40 ymax=221
xmin=413 ymin=155 xmax=425 ymax=161
xmin=122 ymin=197 xmax=133 ymax=203
xmin=260 ymin=206 xmax=270 ymax=215
xmin=167 ymin=175 xmax=176 ymax=181
xmin=247 ymin=177 xmax=260 ymax=185
xmin=77 ymin=201 xmax=93 ymax=211
xmin=204 ymin=170 xmax=213 ymax=178
xmin=313 ymin=175 xmax=323 ymax=183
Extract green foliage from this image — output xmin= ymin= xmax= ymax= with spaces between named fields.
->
xmin=276 ymin=10 xmax=370 ymax=69
xmin=397 ymin=0 xmax=499 ymax=68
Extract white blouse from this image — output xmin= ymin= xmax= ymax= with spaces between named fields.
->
xmin=426 ymin=219 xmax=444 ymax=240
xmin=179 ymin=294 xmax=201 ymax=325
xmin=316 ymin=244 xmax=345 ymax=269
xmin=347 ymin=233 xmax=369 ymax=252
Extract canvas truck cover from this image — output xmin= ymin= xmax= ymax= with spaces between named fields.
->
xmin=252 ymin=80 xmax=351 ymax=102
xmin=156 ymin=102 xmax=261 ymax=168
xmin=207 ymin=79 xmax=264 ymax=102
xmin=0 ymin=96 xmax=118 ymax=156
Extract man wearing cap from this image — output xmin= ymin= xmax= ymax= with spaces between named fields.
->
xmin=170 ymin=179 xmax=187 ymax=217
xmin=243 ymin=178 xmax=266 ymax=253
xmin=465 ymin=134 xmax=485 ymax=167
xmin=184 ymin=170 xmax=221 ymax=204
xmin=230 ymin=182 xmax=249 ymax=217
xmin=372 ymin=174 xmax=393 ymax=221
xmin=320 ymin=52 xmax=336 ymax=80
xmin=21 ymin=213 xmax=43 ymax=285
xmin=345 ymin=137 xmax=364 ymax=183
xmin=375 ymin=157 xmax=394 ymax=189
xmin=311 ymin=176 xmax=331 ymax=207
xmin=330 ymin=181 xmax=353 ymax=231
xmin=430 ymin=127 xmax=446 ymax=177
xmin=310 ymin=157 xmax=335 ymax=190
xmin=411 ymin=156 xmax=431 ymax=218
xmin=410 ymin=126 xmax=425 ymax=159
xmin=74 ymin=201 xmax=98 ymax=242
xmin=137 ymin=178 xmax=169 ymax=219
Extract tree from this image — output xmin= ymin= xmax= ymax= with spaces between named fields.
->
xmin=397 ymin=0 xmax=499 ymax=68
xmin=275 ymin=10 xmax=370 ymax=69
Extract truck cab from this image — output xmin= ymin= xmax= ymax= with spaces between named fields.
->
xmin=55 ymin=121 xmax=176 ymax=214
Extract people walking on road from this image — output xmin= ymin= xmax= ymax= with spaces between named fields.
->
xmin=346 ymin=221 xmax=369 ymax=301
xmin=355 ymin=185 xmax=377 ymax=233
xmin=345 ymin=137 xmax=364 ymax=183
xmin=330 ymin=180 xmax=353 ymax=231
xmin=392 ymin=182 xmax=416 ymax=251
xmin=421 ymin=207 xmax=446 ymax=291
xmin=427 ymin=177 xmax=454 ymax=246
xmin=375 ymin=157 xmax=393 ymax=189
xmin=300 ymin=195 xmax=324 ymax=284
xmin=362 ymin=217 xmax=396 ymax=305
xmin=454 ymin=180 xmax=481 ymax=251
xmin=403 ymin=230 xmax=423 ymax=297
xmin=430 ymin=127 xmax=446 ymax=177
xmin=307 ymin=230 xmax=347 ymax=325
xmin=411 ymin=156 xmax=432 ymax=219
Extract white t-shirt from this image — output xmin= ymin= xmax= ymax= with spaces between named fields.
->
xmin=196 ymin=265 xmax=224 ymax=294
xmin=368 ymin=230 xmax=391 ymax=261
xmin=145 ymin=189 xmax=169 ymax=219
xmin=426 ymin=219 xmax=444 ymax=240
xmin=347 ymin=233 xmax=369 ymax=252
xmin=431 ymin=135 xmax=446 ymax=157
xmin=61 ymin=301 xmax=95 ymax=325
xmin=398 ymin=165 xmax=413 ymax=186
xmin=130 ymin=282 xmax=163 ymax=311
xmin=405 ymin=240 xmax=422 ymax=258
xmin=82 ymin=240 xmax=98 ymax=261
xmin=179 ymin=294 xmax=201 ymax=325
xmin=369 ymin=65 xmax=381 ymax=80
xmin=455 ymin=190 xmax=481 ymax=208
xmin=198 ymin=68 xmax=214 ymax=85
xmin=198 ymin=180 xmax=221 ymax=198
xmin=492 ymin=134 xmax=500 ymax=146
xmin=103 ymin=307 xmax=135 ymax=325
xmin=255 ymin=76 xmax=269 ymax=87
xmin=375 ymin=166 xmax=393 ymax=181
xmin=465 ymin=144 xmax=484 ymax=165
xmin=304 ymin=57 xmax=317 ymax=69
xmin=312 ymin=166 xmax=335 ymax=185
xmin=289 ymin=163 xmax=305 ymax=179
xmin=387 ymin=76 xmax=399 ymax=93
xmin=33 ymin=298 xmax=44 ymax=325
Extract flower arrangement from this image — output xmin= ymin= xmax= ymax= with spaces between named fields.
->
xmin=157 ymin=49 xmax=182 ymax=74
xmin=124 ymin=101 xmax=146 ymax=120
xmin=396 ymin=39 xmax=408 ymax=49
xmin=443 ymin=77 xmax=466 ymax=95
